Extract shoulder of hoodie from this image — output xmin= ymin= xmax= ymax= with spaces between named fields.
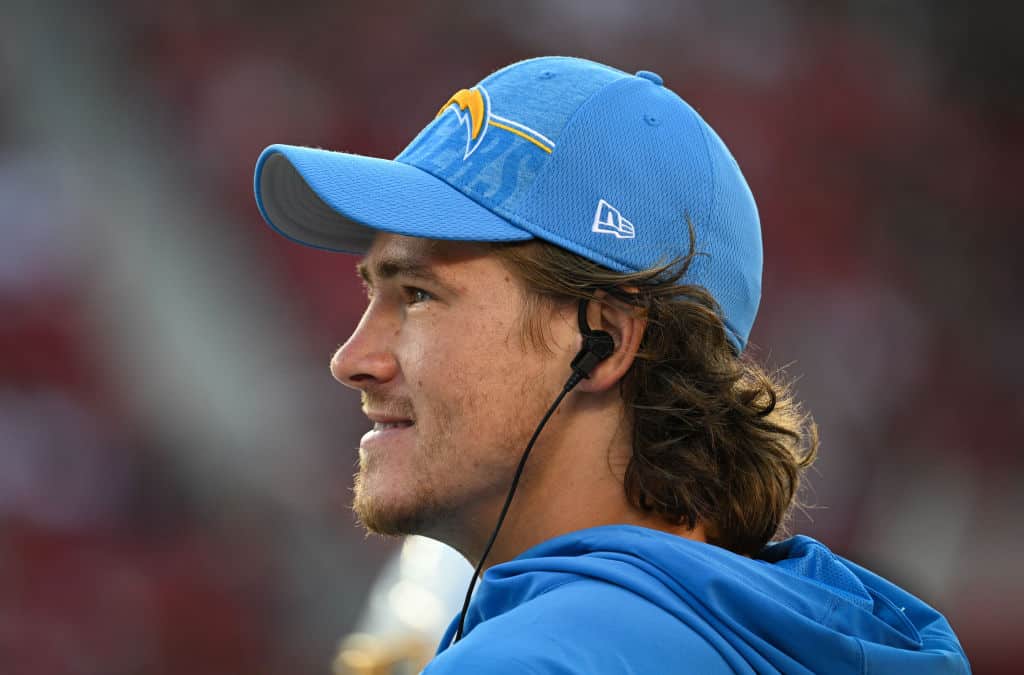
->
xmin=422 ymin=578 xmax=735 ymax=674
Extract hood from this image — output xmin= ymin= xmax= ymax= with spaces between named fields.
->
xmin=443 ymin=525 xmax=969 ymax=674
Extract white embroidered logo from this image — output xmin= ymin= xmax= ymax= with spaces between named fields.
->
xmin=591 ymin=199 xmax=635 ymax=239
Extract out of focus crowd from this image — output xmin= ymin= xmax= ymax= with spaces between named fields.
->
xmin=1 ymin=2 xmax=1021 ymax=673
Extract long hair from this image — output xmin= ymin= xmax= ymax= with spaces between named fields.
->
xmin=491 ymin=233 xmax=818 ymax=556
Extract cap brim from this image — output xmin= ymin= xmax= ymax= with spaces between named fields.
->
xmin=254 ymin=144 xmax=532 ymax=254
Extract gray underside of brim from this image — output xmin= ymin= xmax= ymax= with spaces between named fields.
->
xmin=260 ymin=153 xmax=375 ymax=254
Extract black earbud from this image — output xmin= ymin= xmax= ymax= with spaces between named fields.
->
xmin=568 ymin=299 xmax=615 ymax=386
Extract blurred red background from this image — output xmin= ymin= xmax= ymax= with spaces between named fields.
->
xmin=1 ymin=2 xmax=1020 ymax=673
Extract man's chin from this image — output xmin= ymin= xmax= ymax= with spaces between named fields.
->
xmin=353 ymin=502 xmax=424 ymax=537
xmin=352 ymin=486 xmax=442 ymax=538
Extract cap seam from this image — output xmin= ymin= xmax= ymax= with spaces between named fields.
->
xmin=694 ymin=116 xmax=744 ymax=348
xmin=512 ymin=73 xmax=635 ymax=215
xmin=695 ymin=114 xmax=719 ymax=245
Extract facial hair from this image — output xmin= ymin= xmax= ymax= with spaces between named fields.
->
xmin=352 ymin=390 xmax=460 ymax=537
xmin=350 ymin=369 xmax=549 ymax=541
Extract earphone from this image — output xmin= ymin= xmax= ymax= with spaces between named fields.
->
xmin=453 ymin=298 xmax=615 ymax=643
xmin=567 ymin=299 xmax=616 ymax=388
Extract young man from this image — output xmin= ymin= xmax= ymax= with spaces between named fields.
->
xmin=254 ymin=57 xmax=969 ymax=673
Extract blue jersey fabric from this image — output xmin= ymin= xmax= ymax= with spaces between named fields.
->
xmin=423 ymin=525 xmax=969 ymax=674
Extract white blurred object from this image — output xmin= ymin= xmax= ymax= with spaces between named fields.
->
xmin=335 ymin=536 xmax=473 ymax=675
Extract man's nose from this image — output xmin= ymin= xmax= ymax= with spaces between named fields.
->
xmin=330 ymin=308 xmax=399 ymax=390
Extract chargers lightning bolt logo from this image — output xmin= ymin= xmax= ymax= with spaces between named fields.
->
xmin=437 ymin=88 xmax=492 ymax=159
xmin=436 ymin=86 xmax=555 ymax=159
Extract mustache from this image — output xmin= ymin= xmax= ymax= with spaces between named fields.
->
xmin=360 ymin=392 xmax=416 ymax=420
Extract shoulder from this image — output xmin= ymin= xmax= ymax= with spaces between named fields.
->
xmin=424 ymin=579 xmax=734 ymax=674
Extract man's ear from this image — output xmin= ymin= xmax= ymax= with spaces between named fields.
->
xmin=575 ymin=291 xmax=646 ymax=393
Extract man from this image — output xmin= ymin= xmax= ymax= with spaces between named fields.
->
xmin=255 ymin=57 xmax=969 ymax=673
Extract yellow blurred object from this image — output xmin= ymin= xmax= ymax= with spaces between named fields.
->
xmin=334 ymin=632 xmax=434 ymax=675
xmin=336 ymin=537 xmax=472 ymax=673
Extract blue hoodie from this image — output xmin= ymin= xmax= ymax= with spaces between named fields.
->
xmin=423 ymin=526 xmax=969 ymax=674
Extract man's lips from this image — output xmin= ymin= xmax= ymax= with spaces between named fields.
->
xmin=363 ymin=411 xmax=415 ymax=438
xmin=371 ymin=420 xmax=414 ymax=431
xmin=365 ymin=411 xmax=415 ymax=425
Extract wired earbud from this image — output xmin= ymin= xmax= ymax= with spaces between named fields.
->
xmin=567 ymin=299 xmax=616 ymax=389
xmin=453 ymin=298 xmax=615 ymax=643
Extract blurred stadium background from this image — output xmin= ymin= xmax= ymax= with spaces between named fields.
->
xmin=1 ymin=1 xmax=1021 ymax=673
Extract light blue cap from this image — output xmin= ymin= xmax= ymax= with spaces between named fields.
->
xmin=255 ymin=56 xmax=762 ymax=351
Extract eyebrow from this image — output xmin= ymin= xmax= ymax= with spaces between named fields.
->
xmin=356 ymin=254 xmax=445 ymax=288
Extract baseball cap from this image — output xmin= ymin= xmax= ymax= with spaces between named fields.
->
xmin=254 ymin=56 xmax=762 ymax=351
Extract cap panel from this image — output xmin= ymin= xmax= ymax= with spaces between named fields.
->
xmin=477 ymin=57 xmax=627 ymax=146
xmin=695 ymin=121 xmax=762 ymax=347
xmin=397 ymin=110 xmax=550 ymax=215
xmin=397 ymin=57 xmax=627 ymax=215
xmin=509 ymin=76 xmax=713 ymax=270
xmin=506 ymin=76 xmax=760 ymax=350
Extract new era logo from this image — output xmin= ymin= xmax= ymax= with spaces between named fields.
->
xmin=591 ymin=199 xmax=635 ymax=239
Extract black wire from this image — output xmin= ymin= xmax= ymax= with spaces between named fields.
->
xmin=453 ymin=376 xmax=581 ymax=643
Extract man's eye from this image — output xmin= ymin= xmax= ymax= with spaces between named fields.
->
xmin=404 ymin=287 xmax=433 ymax=305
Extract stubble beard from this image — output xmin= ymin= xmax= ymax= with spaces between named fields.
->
xmin=351 ymin=380 xmax=543 ymax=541
xmin=352 ymin=392 xmax=461 ymax=538
xmin=353 ymin=467 xmax=449 ymax=537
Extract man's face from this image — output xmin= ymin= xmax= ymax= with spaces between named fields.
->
xmin=331 ymin=234 xmax=571 ymax=545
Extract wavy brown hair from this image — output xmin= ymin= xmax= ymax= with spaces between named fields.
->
xmin=491 ymin=232 xmax=818 ymax=556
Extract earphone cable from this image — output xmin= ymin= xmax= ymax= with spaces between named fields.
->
xmin=452 ymin=378 xmax=577 ymax=643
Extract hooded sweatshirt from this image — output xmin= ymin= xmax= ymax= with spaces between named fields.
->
xmin=423 ymin=525 xmax=969 ymax=674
